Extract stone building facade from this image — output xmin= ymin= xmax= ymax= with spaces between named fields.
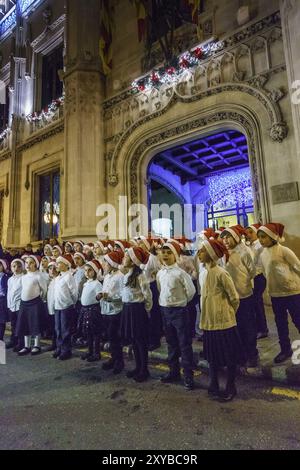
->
xmin=0 ymin=0 xmax=299 ymax=254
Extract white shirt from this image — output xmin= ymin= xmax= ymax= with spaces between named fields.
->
xmin=73 ymin=267 xmax=86 ymax=300
xmin=260 ymin=244 xmax=300 ymax=297
xmin=143 ymin=254 xmax=162 ymax=283
xmin=156 ymin=264 xmax=196 ymax=307
xmin=122 ymin=270 xmax=153 ymax=312
xmin=199 ymin=264 xmax=239 ymax=331
xmin=21 ymin=271 xmax=48 ymax=302
xmin=54 ymin=271 xmax=78 ymax=310
xmin=81 ymin=279 xmax=102 ymax=306
xmin=248 ymin=239 xmax=264 ymax=276
xmin=223 ymin=243 xmax=256 ymax=299
xmin=101 ymin=271 xmax=124 ymax=315
xmin=47 ymin=278 xmax=57 ymax=316
xmin=7 ymin=274 xmax=24 ymax=312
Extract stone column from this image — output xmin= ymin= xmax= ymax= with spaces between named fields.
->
xmin=281 ymin=0 xmax=300 ymax=164
xmin=63 ymin=0 xmax=105 ymax=240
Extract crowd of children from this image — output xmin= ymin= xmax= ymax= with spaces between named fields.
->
xmin=0 ymin=222 xmax=300 ymax=403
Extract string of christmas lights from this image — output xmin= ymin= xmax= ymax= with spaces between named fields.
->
xmin=26 ymin=94 xmax=65 ymax=123
xmin=208 ymin=168 xmax=253 ymax=209
xmin=131 ymin=40 xmax=224 ymax=92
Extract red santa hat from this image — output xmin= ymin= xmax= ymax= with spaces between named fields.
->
xmin=167 ymin=238 xmax=185 ymax=250
xmin=106 ymin=240 xmax=115 ymax=252
xmin=65 ymin=241 xmax=73 ymax=249
xmin=26 ymin=255 xmax=41 ymax=268
xmin=138 ymin=236 xmax=154 ymax=251
xmin=104 ymin=251 xmax=124 ymax=269
xmin=0 ymin=259 xmax=8 ymax=271
xmin=221 ymin=224 xmax=246 ymax=244
xmin=199 ymin=228 xmax=218 ymax=240
xmin=74 ymin=240 xmax=84 ymax=248
xmin=86 ymin=259 xmax=103 ymax=275
xmin=127 ymin=247 xmax=149 ymax=269
xmin=57 ymin=254 xmax=74 ymax=269
xmin=258 ymin=223 xmax=285 ymax=242
xmin=114 ymin=240 xmax=132 ymax=252
xmin=73 ymin=252 xmax=87 ymax=263
xmin=41 ymin=256 xmax=51 ymax=262
xmin=84 ymin=243 xmax=94 ymax=251
xmin=11 ymin=258 xmax=25 ymax=270
xmin=44 ymin=244 xmax=53 ymax=253
xmin=53 ymin=245 xmax=63 ymax=255
xmin=94 ymin=240 xmax=106 ymax=251
xmin=215 ymin=227 xmax=226 ymax=235
xmin=246 ymin=223 xmax=261 ymax=234
xmin=163 ymin=241 xmax=182 ymax=260
xmin=48 ymin=261 xmax=58 ymax=269
xmin=202 ymin=239 xmax=229 ymax=263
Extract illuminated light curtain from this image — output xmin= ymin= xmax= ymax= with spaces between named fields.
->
xmin=39 ymin=171 xmax=60 ymax=240
xmin=207 ymin=168 xmax=253 ymax=210
xmin=99 ymin=0 xmax=113 ymax=75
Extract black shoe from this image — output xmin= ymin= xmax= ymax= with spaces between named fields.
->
xmin=218 ymin=386 xmax=237 ymax=402
xmin=274 ymin=350 xmax=293 ymax=364
xmin=160 ymin=373 xmax=181 ymax=384
xmin=134 ymin=371 xmax=150 ymax=383
xmin=18 ymin=348 xmax=31 ymax=356
xmin=59 ymin=352 xmax=72 ymax=361
xmin=102 ymin=360 xmax=114 ymax=371
xmin=52 ymin=350 xmax=61 ymax=359
xmin=183 ymin=376 xmax=194 ymax=391
xmin=31 ymin=347 xmax=41 ymax=356
xmin=87 ymin=355 xmax=101 ymax=363
xmin=6 ymin=341 xmax=16 ymax=350
xmin=113 ymin=362 xmax=124 ymax=375
xmin=257 ymin=332 xmax=269 ymax=340
xmin=13 ymin=345 xmax=20 ymax=353
xmin=45 ymin=345 xmax=56 ymax=352
xmin=126 ymin=369 xmax=138 ymax=379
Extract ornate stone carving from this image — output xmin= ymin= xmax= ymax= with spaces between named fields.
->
xmin=270 ymin=122 xmax=288 ymax=142
xmin=108 ymin=174 xmax=119 ymax=186
xmin=248 ymin=74 xmax=269 ymax=88
xmin=267 ymin=88 xmax=285 ymax=102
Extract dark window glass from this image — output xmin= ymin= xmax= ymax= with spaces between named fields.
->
xmin=41 ymin=44 xmax=64 ymax=110
xmin=39 ymin=170 xmax=60 ymax=240
xmin=0 ymin=87 xmax=10 ymax=130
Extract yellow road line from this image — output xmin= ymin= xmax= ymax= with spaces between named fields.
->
xmin=271 ymin=387 xmax=300 ymax=401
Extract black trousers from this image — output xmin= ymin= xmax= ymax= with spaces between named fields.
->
xmin=236 ymin=296 xmax=258 ymax=363
xmin=161 ymin=306 xmax=194 ymax=377
xmin=271 ymin=295 xmax=300 ymax=353
xmin=55 ymin=307 xmax=75 ymax=355
xmin=253 ymin=274 xmax=268 ymax=334
xmin=105 ymin=313 xmax=123 ymax=364
xmin=0 ymin=323 xmax=5 ymax=341
xmin=148 ymin=282 xmax=163 ymax=348
xmin=9 ymin=310 xmax=24 ymax=349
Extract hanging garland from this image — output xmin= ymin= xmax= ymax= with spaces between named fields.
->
xmin=26 ymin=94 xmax=64 ymax=123
xmin=131 ymin=40 xmax=223 ymax=92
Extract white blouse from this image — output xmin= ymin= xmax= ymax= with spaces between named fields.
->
xmin=101 ymin=271 xmax=124 ymax=316
xmin=260 ymin=244 xmax=300 ymax=297
xmin=223 ymin=243 xmax=256 ymax=299
xmin=54 ymin=271 xmax=78 ymax=310
xmin=7 ymin=274 xmax=24 ymax=312
xmin=156 ymin=264 xmax=196 ymax=308
xmin=21 ymin=272 xmax=48 ymax=302
xmin=81 ymin=279 xmax=102 ymax=307
xmin=122 ymin=270 xmax=153 ymax=312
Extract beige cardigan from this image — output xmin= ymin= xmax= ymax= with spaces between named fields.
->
xmin=199 ymin=264 xmax=240 ymax=331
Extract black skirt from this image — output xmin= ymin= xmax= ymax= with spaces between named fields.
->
xmin=120 ymin=303 xmax=149 ymax=345
xmin=16 ymin=297 xmax=45 ymax=336
xmin=82 ymin=304 xmax=102 ymax=335
xmin=0 ymin=296 xmax=9 ymax=324
xmin=203 ymin=327 xmax=245 ymax=367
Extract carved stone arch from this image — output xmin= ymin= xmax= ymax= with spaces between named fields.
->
xmin=148 ymin=174 xmax=187 ymax=205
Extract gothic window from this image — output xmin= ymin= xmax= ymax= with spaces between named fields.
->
xmin=41 ymin=44 xmax=63 ymax=110
xmin=38 ymin=170 xmax=60 ymax=240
